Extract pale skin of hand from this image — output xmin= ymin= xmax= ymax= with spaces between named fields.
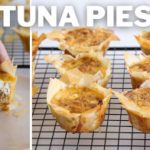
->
xmin=0 ymin=40 xmax=10 ymax=64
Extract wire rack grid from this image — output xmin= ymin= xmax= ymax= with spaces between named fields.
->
xmin=32 ymin=47 xmax=150 ymax=150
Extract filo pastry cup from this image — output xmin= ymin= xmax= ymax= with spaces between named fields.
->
xmin=114 ymin=80 xmax=150 ymax=133
xmin=24 ymin=0 xmax=30 ymax=21
xmin=0 ymin=60 xmax=17 ymax=111
xmin=135 ymin=31 xmax=150 ymax=55
xmin=47 ymin=78 xmax=112 ymax=132
xmin=32 ymin=32 xmax=46 ymax=60
xmin=45 ymin=52 xmax=111 ymax=87
xmin=32 ymin=32 xmax=46 ymax=96
xmin=32 ymin=61 xmax=39 ymax=97
xmin=124 ymin=52 xmax=150 ymax=89
xmin=13 ymin=27 xmax=30 ymax=52
xmin=47 ymin=27 xmax=119 ymax=56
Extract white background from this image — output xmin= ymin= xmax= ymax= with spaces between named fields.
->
xmin=32 ymin=0 xmax=150 ymax=47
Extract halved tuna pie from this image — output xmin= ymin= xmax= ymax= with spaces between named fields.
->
xmin=0 ymin=60 xmax=17 ymax=111
xmin=13 ymin=27 xmax=30 ymax=52
xmin=47 ymin=27 xmax=119 ymax=56
xmin=45 ymin=52 xmax=111 ymax=87
xmin=114 ymin=80 xmax=150 ymax=133
xmin=47 ymin=78 xmax=112 ymax=132
xmin=135 ymin=31 xmax=150 ymax=55
xmin=124 ymin=52 xmax=150 ymax=88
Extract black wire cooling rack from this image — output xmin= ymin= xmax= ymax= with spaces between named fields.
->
xmin=32 ymin=47 xmax=150 ymax=150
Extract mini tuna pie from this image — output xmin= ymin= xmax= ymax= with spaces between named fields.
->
xmin=135 ymin=31 xmax=150 ymax=55
xmin=0 ymin=60 xmax=17 ymax=111
xmin=124 ymin=52 xmax=150 ymax=89
xmin=47 ymin=27 xmax=119 ymax=56
xmin=47 ymin=78 xmax=112 ymax=132
xmin=13 ymin=27 xmax=30 ymax=52
xmin=32 ymin=32 xmax=46 ymax=96
xmin=114 ymin=80 xmax=150 ymax=133
xmin=45 ymin=52 xmax=111 ymax=87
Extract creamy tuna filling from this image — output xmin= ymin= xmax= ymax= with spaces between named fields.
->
xmin=62 ymin=56 xmax=106 ymax=75
xmin=0 ymin=80 xmax=10 ymax=104
xmin=64 ymin=28 xmax=110 ymax=47
xmin=125 ymin=88 xmax=150 ymax=106
xmin=52 ymin=87 xmax=103 ymax=113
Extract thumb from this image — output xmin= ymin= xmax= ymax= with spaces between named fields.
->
xmin=0 ymin=41 xmax=10 ymax=64
xmin=0 ymin=41 xmax=14 ymax=75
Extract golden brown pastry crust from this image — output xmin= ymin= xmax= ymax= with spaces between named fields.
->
xmin=47 ymin=78 xmax=112 ymax=132
xmin=32 ymin=85 xmax=39 ymax=97
xmin=125 ymin=88 xmax=150 ymax=106
xmin=114 ymin=84 xmax=150 ymax=133
xmin=124 ymin=52 xmax=150 ymax=89
xmin=135 ymin=31 xmax=150 ymax=55
xmin=32 ymin=32 xmax=46 ymax=60
xmin=32 ymin=32 xmax=46 ymax=97
xmin=47 ymin=27 xmax=119 ymax=56
xmin=128 ymin=112 xmax=150 ymax=133
xmin=32 ymin=61 xmax=39 ymax=97
xmin=130 ymin=59 xmax=150 ymax=72
xmin=45 ymin=52 xmax=111 ymax=87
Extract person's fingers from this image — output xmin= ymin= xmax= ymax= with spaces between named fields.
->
xmin=0 ymin=41 xmax=10 ymax=64
xmin=0 ymin=41 xmax=14 ymax=75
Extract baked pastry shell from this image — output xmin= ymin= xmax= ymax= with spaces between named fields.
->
xmin=135 ymin=34 xmax=150 ymax=55
xmin=32 ymin=61 xmax=39 ymax=97
xmin=124 ymin=52 xmax=150 ymax=89
xmin=114 ymin=84 xmax=150 ymax=133
xmin=47 ymin=78 xmax=112 ymax=132
xmin=32 ymin=32 xmax=46 ymax=60
xmin=47 ymin=27 xmax=119 ymax=56
xmin=45 ymin=52 xmax=111 ymax=87
xmin=32 ymin=33 xmax=46 ymax=96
